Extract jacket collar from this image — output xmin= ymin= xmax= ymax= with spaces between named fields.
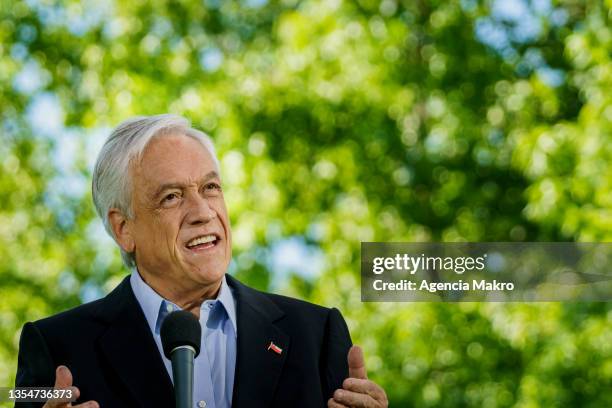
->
xmin=94 ymin=274 xmax=290 ymax=408
xmin=96 ymin=276 xmax=175 ymax=407
xmin=225 ymin=274 xmax=289 ymax=408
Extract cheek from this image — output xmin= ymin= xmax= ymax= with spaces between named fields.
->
xmin=149 ymin=213 xmax=182 ymax=248
xmin=214 ymin=201 xmax=230 ymax=229
xmin=223 ymin=225 xmax=232 ymax=260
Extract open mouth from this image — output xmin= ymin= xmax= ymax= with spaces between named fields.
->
xmin=185 ymin=234 xmax=220 ymax=251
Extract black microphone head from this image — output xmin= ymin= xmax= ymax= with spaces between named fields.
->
xmin=160 ymin=310 xmax=201 ymax=359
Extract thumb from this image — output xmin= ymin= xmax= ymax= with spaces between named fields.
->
xmin=347 ymin=345 xmax=368 ymax=379
xmin=54 ymin=365 xmax=73 ymax=389
xmin=43 ymin=366 xmax=77 ymax=408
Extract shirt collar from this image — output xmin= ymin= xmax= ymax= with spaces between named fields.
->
xmin=130 ymin=270 xmax=238 ymax=337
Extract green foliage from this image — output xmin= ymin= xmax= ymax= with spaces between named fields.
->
xmin=1 ymin=0 xmax=610 ymax=406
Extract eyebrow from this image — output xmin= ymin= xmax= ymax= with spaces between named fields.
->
xmin=151 ymin=171 xmax=220 ymax=199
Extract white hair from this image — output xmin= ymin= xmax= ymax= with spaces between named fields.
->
xmin=92 ymin=114 xmax=220 ymax=268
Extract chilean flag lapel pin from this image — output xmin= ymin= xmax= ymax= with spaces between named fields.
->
xmin=267 ymin=341 xmax=283 ymax=355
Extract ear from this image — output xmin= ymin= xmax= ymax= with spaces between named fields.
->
xmin=108 ymin=208 xmax=135 ymax=253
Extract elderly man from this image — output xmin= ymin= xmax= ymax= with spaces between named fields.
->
xmin=15 ymin=115 xmax=388 ymax=408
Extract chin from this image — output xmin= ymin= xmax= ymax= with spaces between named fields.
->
xmin=190 ymin=265 xmax=226 ymax=284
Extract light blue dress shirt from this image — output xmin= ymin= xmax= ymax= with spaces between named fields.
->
xmin=130 ymin=271 xmax=237 ymax=408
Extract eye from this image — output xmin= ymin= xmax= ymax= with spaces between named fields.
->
xmin=204 ymin=182 xmax=222 ymax=192
xmin=162 ymin=192 xmax=180 ymax=203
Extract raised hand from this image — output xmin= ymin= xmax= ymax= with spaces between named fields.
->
xmin=328 ymin=346 xmax=388 ymax=408
xmin=42 ymin=366 xmax=99 ymax=408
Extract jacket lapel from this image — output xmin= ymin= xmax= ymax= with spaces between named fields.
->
xmin=227 ymin=275 xmax=290 ymax=408
xmin=96 ymin=276 xmax=174 ymax=407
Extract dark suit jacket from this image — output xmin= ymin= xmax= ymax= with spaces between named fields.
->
xmin=15 ymin=274 xmax=352 ymax=407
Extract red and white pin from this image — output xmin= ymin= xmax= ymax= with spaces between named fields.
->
xmin=267 ymin=341 xmax=283 ymax=355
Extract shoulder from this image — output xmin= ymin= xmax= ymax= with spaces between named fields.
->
xmin=31 ymin=276 xmax=132 ymax=340
xmin=265 ymin=291 xmax=330 ymax=316
xmin=33 ymin=297 xmax=106 ymax=333
xmin=227 ymin=273 xmax=333 ymax=316
xmin=265 ymin=292 xmax=350 ymax=341
xmin=226 ymin=274 xmax=349 ymax=337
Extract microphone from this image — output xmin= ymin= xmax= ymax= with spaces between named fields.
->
xmin=161 ymin=310 xmax=201 ymax=408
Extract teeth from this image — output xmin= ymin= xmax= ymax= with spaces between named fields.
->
xmin=187 ymin=235 xmax=216 ymax=247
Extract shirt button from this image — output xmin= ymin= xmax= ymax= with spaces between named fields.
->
xmin=166 ymin=303 xmax=174 ymax=313
xmin=197 ymin=401 xmax=206 ymax=407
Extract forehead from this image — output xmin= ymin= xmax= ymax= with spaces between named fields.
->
xmin=132 ymin=134 xmax=217 ymax=186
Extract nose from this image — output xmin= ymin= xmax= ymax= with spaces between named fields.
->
xmin=186 ymin=192 xmax=217 ymax=225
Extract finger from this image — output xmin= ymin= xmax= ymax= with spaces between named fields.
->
xmin=347 ymin=345 xmax=367 ymax=379
xmin=333 ymin=388 xmax=377 ymax=408
xmin=45 ymin=366 xmax=90 ymax=408
xmin=54 ymin=366 xmax=73 ymax=389
xmin=43 ymin=390 xmax=80 ymax=407
xmin=343 ymin=378 xmax=386 ymax=402
xmin=44 ymin=366 xmax=76 ymax=408
xmin=44 ymin=396 xmax=97 ymax=408
xmin=46 ymin=397 xmax=98 ymax=408
xmin=51 ymin=369 xmax=98 ymax=408
xmin=328 ymin=397 xmax=349 ymax=408
xmin=72 ymin=402 xmax=99 ymax=408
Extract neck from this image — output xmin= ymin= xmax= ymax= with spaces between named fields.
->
xmin=137 ymin=269 xmax=222 ymax=317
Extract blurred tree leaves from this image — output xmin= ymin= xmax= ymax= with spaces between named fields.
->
xmin=1 ymin=0 xmax=610 ymax=406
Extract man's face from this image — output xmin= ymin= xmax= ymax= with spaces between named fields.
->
xmin=127 ymin=134 xmax=231 ymax=293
